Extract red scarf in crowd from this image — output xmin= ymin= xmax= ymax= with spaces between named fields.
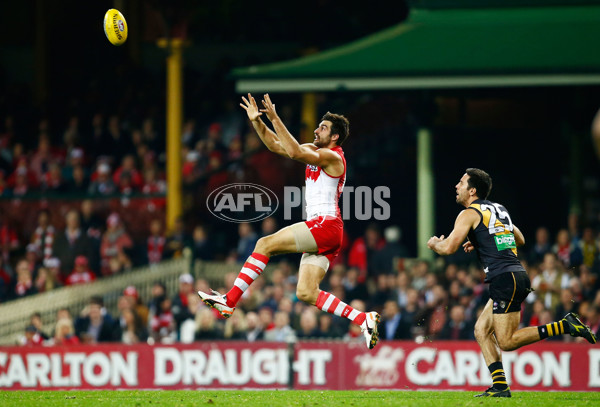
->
xmin=147 ymin=235 xmax=165 ymax=264
xmin=33 ymin=226 xmax=55 ymax=259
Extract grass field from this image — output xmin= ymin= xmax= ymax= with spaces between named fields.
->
xmin=1 ymin=390 xmax=599 ymax=407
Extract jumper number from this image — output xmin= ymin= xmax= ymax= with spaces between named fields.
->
xmin=480 ymin=203 xmax=513 ymax=235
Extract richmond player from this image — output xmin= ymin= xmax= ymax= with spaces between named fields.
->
xmin=428 ymin=168 xmax=596 ymax=398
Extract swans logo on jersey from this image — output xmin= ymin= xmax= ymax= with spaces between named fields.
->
xmin=207 ymin=183 xmax=279 ymax=223
xmin=306 ymin=164 xmax=321 ymax=182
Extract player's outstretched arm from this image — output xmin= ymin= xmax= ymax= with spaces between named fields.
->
xmin=260 ymin=94 xmax=341 ymax=169
xmin=428 ymin=209 xmax=480 ymax=256
xmin=240 ymin=93 xmax=289 ymax=157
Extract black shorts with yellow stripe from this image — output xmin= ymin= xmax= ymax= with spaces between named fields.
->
xmin=489 ymin=271 xmax=531 ymax=314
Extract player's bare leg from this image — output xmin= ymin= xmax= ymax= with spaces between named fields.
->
xmin=298 ymin=258 xmax=380 ymax=349
xmin=198 ymin=223 xmax=304 ymax=317
xmin=474 ymin=299 xmax=511 ymax=398
xmin=493 ymin=312 xmax=539 ymax=351
xmin=474 ymin=300 xmax=501 ymax=366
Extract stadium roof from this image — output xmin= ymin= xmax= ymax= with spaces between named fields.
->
xmin=233 ymin=6 xmax=600 ymax=92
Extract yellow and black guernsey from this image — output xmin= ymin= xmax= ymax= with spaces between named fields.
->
xmin=467 ymin=199 xmax=525 ymax=282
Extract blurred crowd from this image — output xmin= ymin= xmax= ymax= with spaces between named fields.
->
xmin=18 ymin=220 xmax=600 ymax=346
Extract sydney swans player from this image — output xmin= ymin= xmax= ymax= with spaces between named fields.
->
xmin=198 ymin=93 xmax=380 ymax=349
xmin=428 ymin=168 xmax=596 ymax=397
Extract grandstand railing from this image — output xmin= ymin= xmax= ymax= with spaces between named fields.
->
xmin=0 ymin=251 xmax=264 ymax=346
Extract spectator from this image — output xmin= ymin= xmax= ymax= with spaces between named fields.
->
xmin=419 ymin=285 xmax=448 ymax=340
xmin=62 ymin=147 xmax=86 ymax=183
xmin=264 ymin=311 xmax=296 ymax=342
xmin=191 ymin=224 xmax=213 ymax=261
xmin=236 ymin=222 xmax=258 ymax=262
xmin=150 ymin=295 xmax=176 ymax=344
xmin=531 ymin=253 xmax=566 ymax=309
xmin=121 ymin=308 xmax=148 ymax=344
xmin=529 ymin=227 xmax=552 ymax=266
xmin=164 ymin=216 xmax=191 ymax=258
xmin=14 ymin=259 xmax=37 ymax=298
xmin=585 ymin=305 xmax=600 ymax=338
xmin=368 ymin=273 xmax=394 ymax=310
xmin=65 ymin=256 xmax=96 ymax=285
xmin=245 ymin=311 xmax=264 ymax=342
xmin=123 ymin=285 xmax=149 ymax=326
xmin=296 ymin=309 xmax=321 ymax=339
xmin=52 ymin=209 xmax=96 ymax=277
xmin=29 ymin=133 xmax=58 ymax=184
xmin=343 ymin=267 xmax=370 ymax=304
xmin=42 ymin=162 xmax=66 ymax=192
xmin=100 ymin=213 xmax=133 ymax=275
xmin=439 ymin=305 xmax=473 ymax=340
xmin=29 ymin=209 xmax=56 ymax=261
xmin=394 ymin=271 xmax=411 ymax=309
xmin=88 ymin=162 xmax=117 ymax=196
xmin=0 ymin=209 xmax=20 ymax=264
xmin=43 ymin=257 xmax=64 ymax=287
xmin=401 ymin=288 xmax=420 ymax=335
xmin=347 ymin=223 xmax=386 ymax=282
xmin=34 ymin=265 xmax=60 ymax=293
xmin=20 ymin=325 xmax=44 ymax=346
xmin=113 ymin=154 xmax=143 ymax=190
xmin=66 ymin=164 xmax=89 ymax=193
xmin=171 ymin=273 xmax=195 ymax=333
xmin=75 ymin=297 xmax=121 ymax=344
xmin=195 ymin=308 xmax=224 ymax=341
xmin=148 ymin=281 xmax=167 ymax=318
xmin=53 ymin=318 xmax=80 ymax=345
xmin=379 ymin=300 xmax=411 ymax=340
xmin=578 ymin=227 xmax=599 ymax=269
xmin=0 ymin=257 xmax=12 ymax=301
xmin=80 ymin=199 xmax=103 ymax=240
xmin=553 ymin=229 xmax=574 ymax=267
xmin=371 ymin=225 xmax=409 ymax=275
xmin=146 ymin=218 xmax=166 ymax=265
xmin=318 ymin=314 xmax=344 ymax=338
xmin=223 ymin=309 xmax=248 ymax=340
xmin=29 ymin=312 xmax=50 ymax=340
xmin=180 ymin=293 xmax=204 ymax=343
xmin=555 ymin=288 xmax=578 ymax=319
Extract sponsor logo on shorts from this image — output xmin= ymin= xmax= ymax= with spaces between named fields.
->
xmin=206 ymin=183 xmax=279 ymax=223
xmin=499 ymin=301 xmax=506 ymax=309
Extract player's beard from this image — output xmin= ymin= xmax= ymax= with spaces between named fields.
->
xmin=313 ymin=134 xmax=329 ymax=148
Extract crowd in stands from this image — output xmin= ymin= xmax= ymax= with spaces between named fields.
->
xmin=17 ymin=220 xmax=600 ymax=346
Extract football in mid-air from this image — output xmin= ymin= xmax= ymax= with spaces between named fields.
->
xmin=103 ymin=9 xmax=128 ymax=46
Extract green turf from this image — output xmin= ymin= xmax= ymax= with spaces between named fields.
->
xmin=1 ymin=390 xmax=599 ymax=407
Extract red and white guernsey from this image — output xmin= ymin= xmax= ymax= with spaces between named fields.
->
xmin=304 ymin=146 xmax=346 ymax=220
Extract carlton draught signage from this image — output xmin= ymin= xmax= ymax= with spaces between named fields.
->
xmin=0 ymin=341 xmax=598 ymax=390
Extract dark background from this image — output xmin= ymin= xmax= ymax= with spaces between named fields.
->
xmin=1 ymin=0 xmax=599 ymax=256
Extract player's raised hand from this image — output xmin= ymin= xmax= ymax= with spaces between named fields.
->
xmin=240 ymin=93 xmax=263 ymax=122
xmin=463 ymin=241 xmax=475 ymax=253
xmin=260 ymin=93 xmax=278 ymax=121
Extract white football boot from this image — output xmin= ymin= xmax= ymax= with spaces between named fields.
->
xmin=361 ymin=311 xmax=381 ymax=350
xmin=197 ymin=290 xmax=235 ymax=318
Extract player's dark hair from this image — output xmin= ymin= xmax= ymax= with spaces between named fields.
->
xmin=465 ymin=168 xmax=492 ymax=199
xmin=322 ymin=112 xmax=349 ymax=145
